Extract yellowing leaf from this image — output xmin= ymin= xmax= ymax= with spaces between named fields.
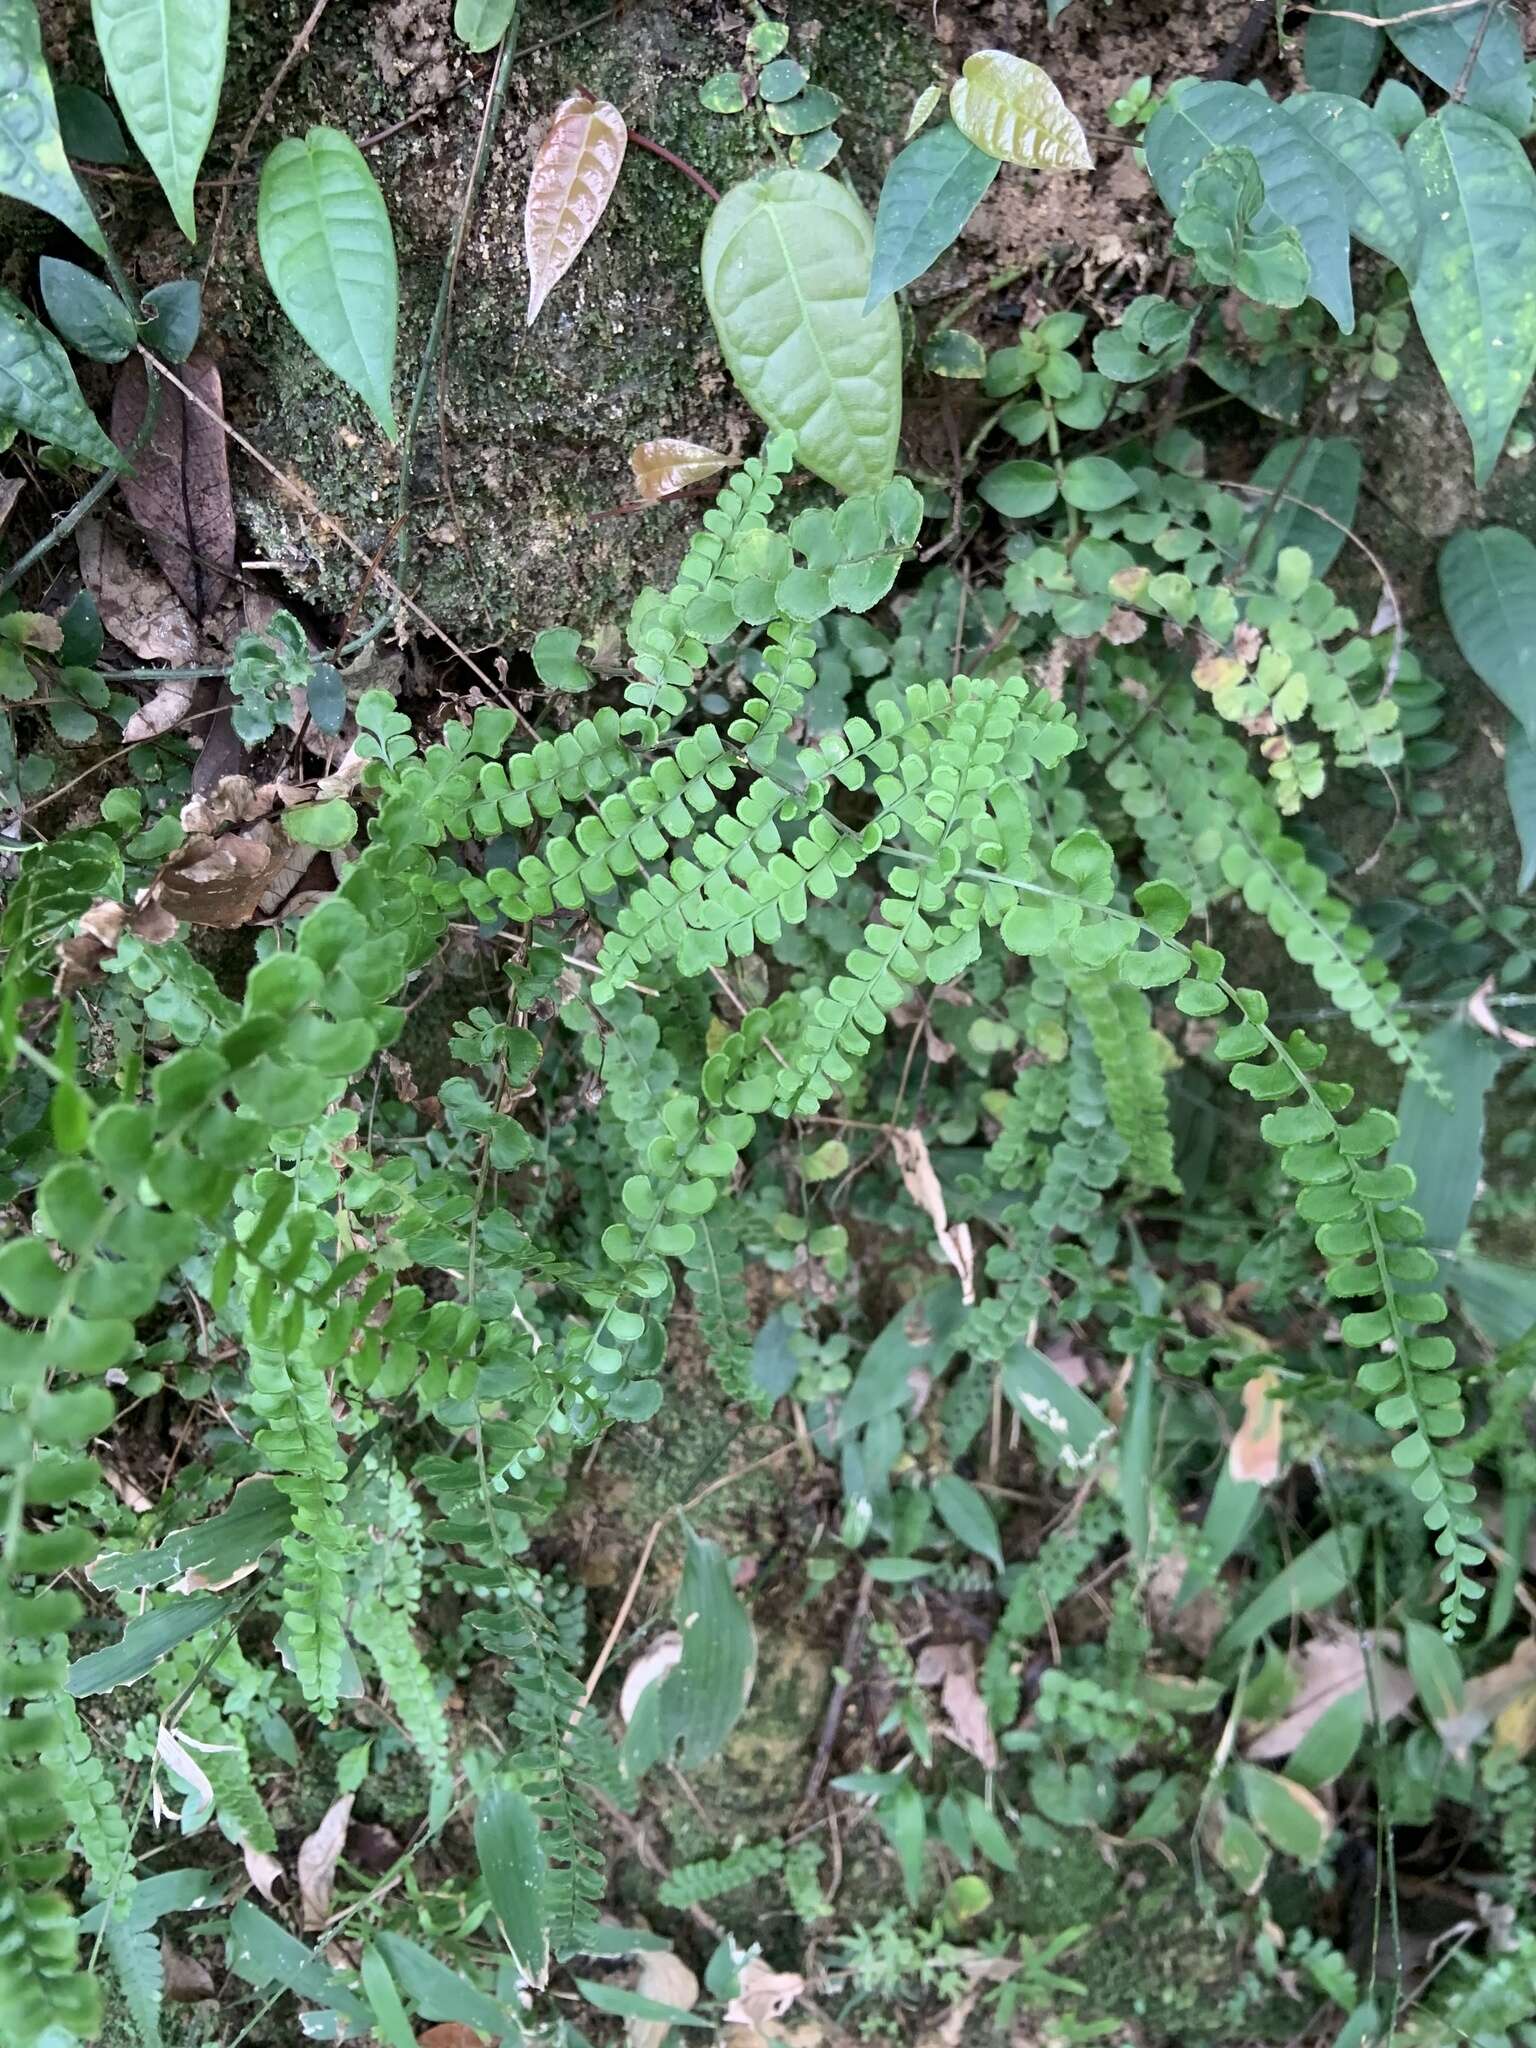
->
xmin=1230 ymin=1368 xmax=1284 ymax=1484
xmin=525 ymin=96 xmax=627 ymax=326
xmin=629 ymin=438 xmax=731 ymax=502
xmin=949 ymin=51 xmax=1093 ymax=172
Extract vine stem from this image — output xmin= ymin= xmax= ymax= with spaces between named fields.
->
xmin=625 ymin=129 xmax=720 ymax=203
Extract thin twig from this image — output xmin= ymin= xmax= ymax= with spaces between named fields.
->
xmin=799 ymin=1571 xmax=874 ymax=1811
xmin=204 ymin=0 xmax=335 ymax=280
xmin=1287 ymin=0 xmax=1487 ymax=20
xmin=626 ymin=130 xmax=721 ymax=203
xmin=1450 ymin=0 xmax=1503 ymax=99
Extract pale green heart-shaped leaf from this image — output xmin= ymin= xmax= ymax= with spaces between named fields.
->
xmin=949 ymin=50 xmax=1092 ymax=170
xmin=1437 ymin=526 xmax=1536 ymax=742
xmin=1285 ymin=91 xmax=1420 ymax=275
xmin=258 ymin=127 xmax=399 ymax=441
xmin=474 ymin=1778 xmax=549 ymax=1986
xmin=1405 ymin=107 xmax=1536 ymax=487
xmin=702 ymin=168 xmax=900 ymax=496
xmin=1145 ymin=81 xmax=1354 ymax=330
xmin=453 ymin=0 xmax=517 ymax=54
xmin=0 ymin=0 xmax=105 ymax=253
xmin=866 ymin=120 xmax=999 ymax=311
xmin=91 ymin=0 xmax=228 ymax=242
xmin=1376 ymin=0 xmax=1531 ymax=135
xmin=0 ymin=287 xmax=123 ymax=468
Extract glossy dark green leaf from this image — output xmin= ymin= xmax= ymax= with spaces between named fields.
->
xmin=0 ymin=287 xmax=122 ymax=468
xmin=1377 ymin=0 xmax=1531 ymax=133
xmin=758 ymin=56 xmax=806 ymax=103
xmin=1407 ymin=111 xmax=1536 ymax=486
xmin=1438 ymin=525 xmax=1536 ymax=738
xmin=230 ymin=1904 xmax=371 ymax=2026
xmin=1145 ymin=81 xmax=1353 ymax=329
xmin=140 ymin=278 xmax=202 ymax=362
xmin=54 ymin=81 xmax=129 ymax=166
xmin=766 ymin=86 xmax=841 ymax=136
xmin=0 ymin=0 xmax=105 ymax=253
xmin=865 ymin=122 xmax=998 ymax=313
xmin=1284 ymin=91 xmax=1419 ymax=274
xmin=38 ymin=255 xmax=135 ymax=363
xmin=258 ymin=127 xmax=399 ymax=440
xmin=1243 ymin=436 xmax=1360 ymax=580
xmin=703 ymin=169 xmax=900 ymax=496
xmin=475 ymin=1778 xmax=548 ymax=1985
xmin=1303 ymin=0 xmax=1384 ymax=98
xmin=67 ymin=1589 xmax=234 ymax=1694
xmin=90 ymin=0 xmax=228 ymax=241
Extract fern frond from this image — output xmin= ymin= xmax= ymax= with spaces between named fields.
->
xmin=35 ymin=1696 xmax=135 ymax=1907
xmin=1066 ymin=970 xmax=1180 ymax=1192
xmin=102 ymin=1913 xmax=162 ymax=2048
xmin=353 ymin=1597 xmax=453 ymax=1830
xmin=658 ymin=1839 xmax=784 ymax=1910
xmin=684 ymin=1209 xmax=761 ymax=1411
xmin=981 ymin=1493 xmax=1119 ymax=1726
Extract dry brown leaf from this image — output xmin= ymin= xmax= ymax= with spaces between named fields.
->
xmin=54 ymin=893 xmax=177 ymax=996
xmin=914 ymin=1643 xmax=997 ymax=1769
xmin=525 ymin=96 xmax=627 ymax=324
xmin=112 ymin=352 xmax=235 ymax=619
xmin=161 ymin=1938 xmax=215 ymax=2003
xmin=298 ymin=1793 xmax=354 ymax=1929
xmin=0 ymin=476 xmax=22 ymax=536
xmin=619 ymin=1630 xmax=683 ymax=1723
xmin=889 ymin=1126 xmax=976 ymax=1304
xmin=1438 ymin=1639 xmax=1536 ymax=1761
xmin=77 ymin=519 xmax=201 ymax=665
xmin=1229 ymin=1368 xmax=1284 ymax=1485
xmin=628 ymin=1951 xmax=699 ymax=2048
xmin=1469 ymin=974 xmax=1536 ymax=1049
xmin=241 ymin=1843 xmax=285 ymax=1901
xmin=630 ymin=438 xmax=731 ymax=503
xmin=180 ymin=775 xmax=270 ymax=833
xmin=154 ymin=833 xmax=274 ymax=928
xmin=1102 ymin=605 xmax=1147 ymax=646
xmin=725 ymin=1959 xmax=806 ymax=2031
xmin=417 ymin=2029 xmax=488 ymax=2048
xmin=1244 ymin=1631 xmax=1411 ymax=1761
xmin=99 ymin=1462 xmax=154 ymax=1513
xmin=154 ymin=1723 xmax=218 ymax=1826
xmin=123 ymin=675 xmax=197 ymax=743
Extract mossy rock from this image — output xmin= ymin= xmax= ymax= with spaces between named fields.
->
xmin=178 ymin=0 xmax=933 ymax=647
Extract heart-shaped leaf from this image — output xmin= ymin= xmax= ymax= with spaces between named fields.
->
xmin=1 ymin=0 xmax=105 ymax=253
xmin=1284 ymin=91 xmax=1420 ymax=274
xmin=948 ymin=50 xmax=1092 ymax=170
xmin=258 ymin=127 xmax=400 ymax=440
xmin=1405 ymin=106 xmax=1536 ymax=486
xmin=90 ymin=0 xmax=228 ymax=242
xmin=1438 ymin=525 xmax=1536 ymax=742
xmin=703 ymin=168 xmax=901 ymax=496
xmin=524 ymin=95 xmax=627 ymax=325
xmin=0 ymin=287 xmax=122 ymax=468
xmin=1145 ymin=81 xmax=1354 ymax=331
xmin=865 ymin=120 xmax=999 ymax=311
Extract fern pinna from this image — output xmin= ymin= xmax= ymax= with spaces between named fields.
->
xmin=0 ymin=431 xmax=1490 ymax=2040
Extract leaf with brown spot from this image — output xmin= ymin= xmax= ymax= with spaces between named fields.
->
xmin=1229 ymin=1368 xmax=1284 ymax=1485
xmin=418 ymin=2029 xmax=489 ymax=2048
xmin=525 ymin=96 xmax=627 ymax=325
xmin=112 ymin=353 xmax=235 ymax=619
xmin=629 ymin=438 xmax=731 ymax=502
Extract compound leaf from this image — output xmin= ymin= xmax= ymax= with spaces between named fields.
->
xmin=0 ymin=0 xmax=105 ymax=254
xmin=1405 ymin=106 xmax=1536 ymax=487
xmin=865 ymin=120 xmax=999 ymax=311
xmin=1145 ymin=80 xmax=1354 ymax=330
xmin=0 ymin=287 xmax=123 ymax=468
xmin=948 ymin=49 xmax=1092 ymax=169
xmin=524 ymin=95 xmax=626 ymax=326
xmin=703 ymin=168 xmax=901 ymax=496
xmin=90 ymin=0 xmax=228 ymax=242
xmin=1437 ymin=525 xmax=1536 ymax=742
xmin=258 ymin=127 xmax=399 ymax=440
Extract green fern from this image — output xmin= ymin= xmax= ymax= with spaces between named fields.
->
xmin=658 ymin=1839 xmax=785 ymax=1910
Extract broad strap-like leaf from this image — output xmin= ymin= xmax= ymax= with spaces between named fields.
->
xmin=1437 ymin=525 xmax=1536 ymax=742
xmin=474 ymin=1778 xmax=549 ymax=1987
xmin=1145 ymin=80 xmax=1354 ymax=331
xmin=1376 ymin=0 xmax=1532 ymax=135
xmin=1405 ymin=107 xmax=1536 ymax=487
xmin=1284 ymin=91 xmax=1419 ymax=276
xmin=948 ymin=49 xmax=1092 ymax=170
xmin=865 ymin=119 xmax=999 ymax=311
xmin=703 ymin=168 xmax=901 ymax=497
xmin=0 ymin=287 xmax=123 ymax=468
xmin=1243 ymin=435 xmax=1360 ymax=581
xmin=0 ymin=0 xmax=105 ymax=253
xmin=524 ymin=94 xmax=626 ymax=326
xmin=90 ymin=0 xmax=228 ymax=242
xmin=258 ymin=127 xmax=399 ymax=441
xmin=654 ymin=1517 xmax=756 ymax=1767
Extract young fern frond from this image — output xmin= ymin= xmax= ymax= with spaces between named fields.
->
xmin=35 ymin=1695 xmax=135 ymax=1908
xmin=981 ymin=1492 xmax=1120 ymax=1726
xmin=684 ymin=1208 xmax=762 ymax=1412
xmin=353 ymin=1596 xmax=454 ymax=1829
xmin=1066 ymin=970 xmax=1180 ymax=1193
xmin=658 ymin=1839 xmax=785 ymax=1910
